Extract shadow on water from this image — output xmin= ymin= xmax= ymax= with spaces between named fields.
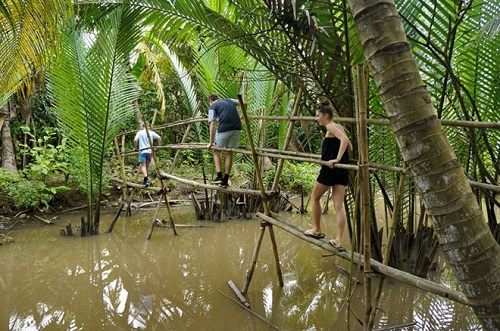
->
xmin=0 ymin=206 xmax=482 ymax=330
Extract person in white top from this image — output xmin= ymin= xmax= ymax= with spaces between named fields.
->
xmin=134 ymin=124 xmax=162 ymax=187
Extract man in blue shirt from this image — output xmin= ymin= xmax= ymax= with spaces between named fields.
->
xmin=206 ymin=93 xmax=242 ymax=188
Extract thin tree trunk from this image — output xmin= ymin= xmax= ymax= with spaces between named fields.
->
xmin=1 ymin=101 xmax=18 ymax=175
xmin=348 ymin=0 xmax=499 ymax=328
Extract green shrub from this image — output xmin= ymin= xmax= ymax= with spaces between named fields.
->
xmin=19 ymin=126 xmax=70 ymax=180
xmin=263 ymin=162 xmax=317 ymax=192
xmin=0 ymin=169 xmax=69 ymax=210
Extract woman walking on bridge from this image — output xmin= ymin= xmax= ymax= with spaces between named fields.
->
xmin=304 ymin=100 xmax=353 ymax=250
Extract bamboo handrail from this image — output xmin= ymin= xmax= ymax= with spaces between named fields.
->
xmin=118 ymin=115 xmax=499 ymax=138
xmin=248 ymin=116 xmax=500 ymax=129
xmin=117 ymin=143 xmax=500 ymax=192
xmin=257 ymin=212 xmax=470 ymax=306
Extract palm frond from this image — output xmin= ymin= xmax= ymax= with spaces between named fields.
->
xmin=0 ymin=0 xmax=71 ymax=101
xmin=47 ymin=6 xmax=137 ymax=228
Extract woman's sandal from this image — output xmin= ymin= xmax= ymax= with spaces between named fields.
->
xmin=303 ymin=230 xmax=326 ymax=239
xmin=328 ymin=240 xmax=346 ymax=252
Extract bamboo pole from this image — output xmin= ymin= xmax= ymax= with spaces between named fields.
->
xmin=238 ymin=95 xmax=269 ymax=214
xmin=259 ymin=107 xmax=267 ymax=180
xmin=169 ymin=102 xmax=201 ymax=173
xmin=142 ymin=120 xmax=177 ymax=238
xmin=245 ymin=115 xmax=500 ymax=129
xmin=267 ymin=224 xmax=284 ymax=287
xmin=242 ymin=221 xmax=267 ymax=294
xmin=257 ymin=212 xmax=470 ymax=306
xmin=356 ymin=65 xmax=372 ymax=330
xmin=218 ymin=290 xmax=280 ymax=330
xmin=238 ymin=94 xmax=284 ymax=295
xmin=112 ymin=136 xmax=130 ymax=226
xmin=122 ymin=134 xmax=135 ymax=216
xmin=126 ymin=143 xmax=405 ymax=174
xmin=271 ymin=88 xmax=302 ymax=191
xmin=118 ymin=115 xmax=499 ymax=138
xmin=159 ymin=172 xmax=278 ymax=197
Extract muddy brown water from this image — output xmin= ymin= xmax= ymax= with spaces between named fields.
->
xmin=0 ymin=205 xmax=481 ymax=330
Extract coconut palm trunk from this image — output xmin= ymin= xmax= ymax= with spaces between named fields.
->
xmin=347 ymin=0 xmax=499 ymax=328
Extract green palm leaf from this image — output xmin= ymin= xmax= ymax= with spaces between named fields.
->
xmin=47 ymin=6 xmax=137 ymax=233
xmin=0 ymin=0 xmax=71 ymax=101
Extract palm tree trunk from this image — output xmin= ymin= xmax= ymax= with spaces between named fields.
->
xmin=347 ymin=0 xmax=500 ymax=328
xmin=1 ymin=102 xmax=18 ymax=175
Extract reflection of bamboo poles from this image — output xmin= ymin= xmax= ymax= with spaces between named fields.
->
xmin=368 ymin=172 xmax=407 ymax=329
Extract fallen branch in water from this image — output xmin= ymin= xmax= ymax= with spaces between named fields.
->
xmin=218 ymin=290 xmax=279 ymax=330
xmin=33 ymin=215 xmax=54 ymax=224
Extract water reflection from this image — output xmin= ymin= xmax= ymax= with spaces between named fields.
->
xmin=0 ymin=207 xmax=481 ymax=330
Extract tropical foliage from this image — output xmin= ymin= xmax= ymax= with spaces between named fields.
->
xmin=0 ymin=0 xmax=498 ymax=326
xmin=46 ymin=5 xmax=139 ymax=233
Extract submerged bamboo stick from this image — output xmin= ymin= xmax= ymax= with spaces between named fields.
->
xmin=257 ymin=212 xmax=470 ymax=306
xmin=218 ymin=290 xmax=280 ymax=330
xmin=227 ymin=280 xmax=250 ymax=308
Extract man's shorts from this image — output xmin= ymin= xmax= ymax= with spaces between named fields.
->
xmin=215 ymin=130 xmax=241 ymax=148
xmin=139 ymin=152 xmax=152 ymax=164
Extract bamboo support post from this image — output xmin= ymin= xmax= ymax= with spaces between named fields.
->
xmin=238 ymin=94 xmax=284 ymax=295
xmin=258 ymin=107 xmax=267 ymax=179
xmin=271 ymin=88 xmax=302 ymax=191
xmin=227 ymin=280 xmax=250 ymax=308
xmin=238 ymin=95 xmax=269 ymax=214
xmin=107 ymin=202 xmax=124 ymax=233
xmin=242 ymin=221 xmax=267 ymax=295
xmin=114 ymin=138 xmax=127 ymax=194
xmin=142 ymin=120 xmax=177 ymax=239
xmin=267 ymin=224 xmax=284 ymax=287
xmin=170 ymin=102 xmax=201 ymax=173
xmin=356 ymin=65 xmax=372 ymax=329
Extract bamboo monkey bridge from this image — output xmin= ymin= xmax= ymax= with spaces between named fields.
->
xmin=112 ymin=84 xmax=499 ymax=328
